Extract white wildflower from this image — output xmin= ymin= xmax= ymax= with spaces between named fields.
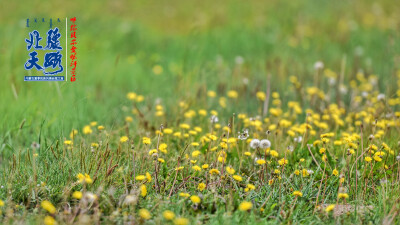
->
xmin=294 ymin=136 xmax=302 ymax=143
xmin=210 ymin=115 xmax=219 ymax=123
xmin=259 ymin=139 xmax=271 ymax=149
xmin=377 ymin=94 xmax=385 ymax=101
xmin=238 ymin=129 xmax=249 ymax=140
xmin=314 ymin=61 xmax=324 ymax=70
xmin=250 ymin=139 xmax=260 ymax=149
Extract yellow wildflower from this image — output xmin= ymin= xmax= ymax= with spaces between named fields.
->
xmin=198 ymin=183 xmax=206 ymax=191
xmin=190 ymin=195 xmax=201 ymax=204
xmin=120 ymin=136 xmax=129 ymax=143
xmin=233 ymin=175 xmax=243 ymax=182
xmin=41 ymin=200 xmax=56 ymax=214
xmin=338 ymin=193 xmax=349 ymax=199
xmin=239 ymin=201 xmax=253 ymax=211
xmin=72 ymin=191 xmax=82 ymax=199
xmin=293 ymin=191 xmax=303 ymax=197
xmin=163 ymin=210 xmax=175 ymax=220
xmin=325 ymin=204 xmax=335 ymax=213
xmin=140 ymin=185 xmax=147 ymax=197
xmin=138 ymin=209 xmax=151 ymax=220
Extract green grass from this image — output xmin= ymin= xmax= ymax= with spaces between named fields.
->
xmin=1 ymin=0 xmax=400 ymax=224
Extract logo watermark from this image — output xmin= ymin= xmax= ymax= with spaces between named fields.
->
xmin=24 ymin=17 xmax=77 ymax=82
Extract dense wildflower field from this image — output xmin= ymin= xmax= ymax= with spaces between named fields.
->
xmin=1 ymin=0 xmax=400 ymax=224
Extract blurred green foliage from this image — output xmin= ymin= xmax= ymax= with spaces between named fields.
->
xmin=0 ymin=0 xmax=399 ymax=137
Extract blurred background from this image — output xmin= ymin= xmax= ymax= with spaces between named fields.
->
xmin=0 ymin=0 xmax=399 ymax=142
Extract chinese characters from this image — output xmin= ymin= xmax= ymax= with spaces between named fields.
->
xmin=24 ymin=28 xmax=64 ymax=75
xmin=69 ymin=17 xmax=77 ymax=82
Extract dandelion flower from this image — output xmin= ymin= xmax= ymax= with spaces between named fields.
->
xmin=163 ymin=128 xmax=173 ymax=134
xmin=207 ymin=91 xmax=216 ymax=98
xmin=44 ymin=216 xmax=56 ymax=225
xmin=136 ymin=95 xmax=144 ymax=102
xmin=138 ymin=209 xmax=151 ymax=220
xmin=338 ymin=193 xmax=349 ymax=199
xmin=192 ymin=150 xmax=201 ymax=157
xmin=41 ymin=200 xmax=56 ymax=214
xmin=373 ymin=155 xmax=382 ymax=162
xmin=256 ymin=91 xmax=266 ymax=101
xmin=314 ymin=61 xmax=324 ymax=70
xmin=293 ymin=191 xmax=303 ymax=197
xmin=135 ymin=175 xmax=146 ymax=181
xmin=163 ymin=210 xmax=175 ymax=220
xmin=192 ymin=165 xmax=201 ymax=172
xmin=245 ymin=184 xmax=256 ymax=192
xmin=190 ymin=195 xmax=201 ymax=204
xmin=142 ymin=137 xmax=151 ymax=145
xmin=179 ymin=193 xmax=190 ymax=198
xmin=332 ymin=168 xmax=339 ymax=176
xmin=250 ymin=139 xmax=260 ymax=149
xmin=209 ymin=169 xmax=220 ymax=175
xmin=198 ymin=183 xmax=206 ymax=191
xmin=140 ymin=185 xmax=147 ymax=197
xmin=227 ymin=90 xmax=238 ymax=99
xmin=302 ymin=169 xmax=309 ymax=177
xmin=158 ymin=158 xmax=165 ymax=163
xmin=126 ymin=92 xmax=136 ymax=100
xmin=146 ymin=172 xmax=152 ymax=182
xmin=256 ymin=159 xmax=266 ymax=165
xmin=174 ymin=218 xmax=189 ymax=225
xmin=198 ymin=109 xmax=207 ymax=116
xmin=233 ymin=175 xmax=243 ymax=182
xmin=72 ymin=191 xmax=82 ymax=199
xmin=175 ymin=166 xmax=184 ymax=171
xmin=325 ymin=204 xmax=335 ymax=213
xmin=179 ymin=123 xmax=190 ymax=129
xmin=91 ymin=143 xmax=99 ymax=148
xmin=83 ymin=125 xmax=92 ymax=135
xmin=238 ymin=130 xmax=249 ymax=140
xmin=269 ymin=150 xmax=279 ymax=157
xmin=76 ymin=173 xmax=93 ymax=184
xmin=226 ymin=167 xmax=235 ymax=175
xmin=260 ymin=139 xmax=271 ymax=149
xmin=278 ymin=158 xmax=288 ymax=166
xmin=239 ymin=201 xmax=253 ymax=211
xmin=120 ymin=136 xmax=129 ymax=143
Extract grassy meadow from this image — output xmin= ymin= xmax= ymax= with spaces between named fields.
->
xmin=1 ymin=0 xmax=400 ymax=224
